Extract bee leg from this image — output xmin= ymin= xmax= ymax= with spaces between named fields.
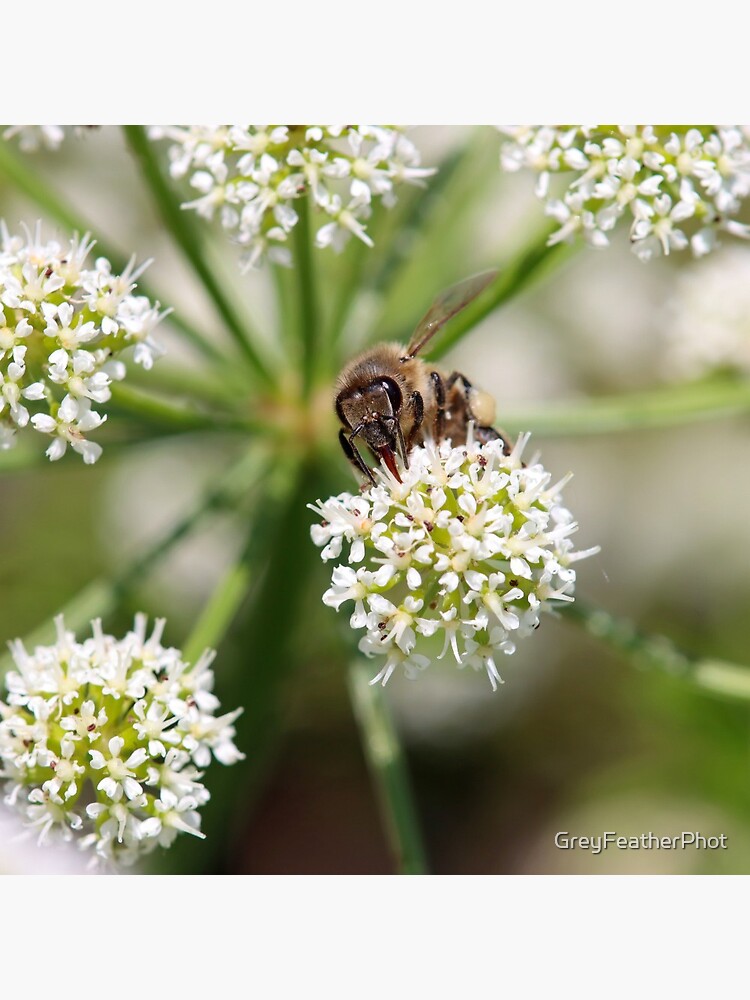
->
xmin=445 ymin=370 xmax=470 ymax=394
xmin=445 ymin=372 xmax=512 ymax=455
xmin=379 ymin=415 xmax=410 ymax=470
xmin=476 ymin=424 xmax=513 ymax=456
xmin=474 ymin=424 xmax=510 ymax=452
xmin=429 ymin=372 xmax=445 ymax=441
xmin=339 ymin=428 xmax=376 ymax=485
xmin=391 ymin=416 xmax=410 ymax=469
xmin=406 ymin=390 xmax=424 ymax=452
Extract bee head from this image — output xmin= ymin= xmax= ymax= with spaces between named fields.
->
xmin=336 ymin=377 xmax=405 ymax=481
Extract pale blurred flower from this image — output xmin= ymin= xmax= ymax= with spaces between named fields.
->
xmin=3 ymin=126 xmax=101 ymax=152
xmin=148 ymin=125 xmax=435 ymax=268
xmin=0 ymin=614 xmax=243 ymax=869
xmin=310 ymin=433 xmax=598 ymax=690
xmin=662 ymin=246 xmax=750 ymax=379
xmin=0 ymin=804 xmax=94 ymax=873
xmin=3 ymin=125 xmax=66 ymax=152
xmin=0 ymin=223 xmax=168 ymax=461
xmin=498 ymin=126 xmax=750 ymax=261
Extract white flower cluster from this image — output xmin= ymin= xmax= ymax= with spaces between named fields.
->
xmin=2 ymin=126 xmax=102 ymax=152
xmin=148 ymin=125 xmax=434 ymax=268
xmin=0 ymin=223 xmax=167 ymax=462
xmin=3 ymin=125 xmax=67 ymax=152
xmin=309 ymin=433 xmax=598 ymax=690
xmin=662 ymin=246 xmax=750 ymax=379
xmin=499 ymin=126 xmax=750 ymax=261
xmin=0 ymin=615 xmax=243 ymax=868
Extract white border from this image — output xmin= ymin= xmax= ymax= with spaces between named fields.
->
xmin=3 ymin=2 xmax=749 ymax=121
xmin=0 ymin=875 xmax=745 ymax=994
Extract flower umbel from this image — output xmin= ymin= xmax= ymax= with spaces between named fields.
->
xmin=148 ymin=125 xmax=435 ymax=268
xmin=499 ymin=126 xmax=750 ymax=260
xmin=0 ymin=615 xmax=243 ymax=868
xmin=310 ymin=433 xmax=599 ymax=690
xmin=0 ymin=222 xmax=168 ymax=461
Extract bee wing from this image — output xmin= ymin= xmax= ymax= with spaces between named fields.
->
xmin=405 ymin=270 xmax=498 ymax=359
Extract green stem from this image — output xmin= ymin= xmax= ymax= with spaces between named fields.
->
xmin=501 ymin=377 xmax=750 ymax=437
xmin=182 ymin=559 xmax=252 ymax=665
xmin=324 ymin=233 xmax=370 ymax=353
xmin=348 ymin=660 xmax=429 ymax=874
xmin=321 ymin=143 xmax=472 ymax=355
xmin=122 ymin=126 xmax=275 ymax=387
xmin=153 ymin=454 xmax=315 ymax=874
xmin=364 ymin=128 xmax=505 ymax=349
xmin=294 ymin=195 xmax=320 ymax=398
xmin=0 ymin=140 xmax=225 ymax=367
xmin=127 ymin=361 xmax=248 ymax=409
xmin=0 ymin=447 xmax=264 ymax=675
xmin=369 ymin=127 xmax=498 ymax=304
xmin=564 ymin=602 xmax=750 ymax=703
xmin=108 ymin=382 xmax=264 ymax=435
xmin=270 ymin=261 xmax=296 ymax=352
xmin=428 ymin=233 xmax=575 ymax=360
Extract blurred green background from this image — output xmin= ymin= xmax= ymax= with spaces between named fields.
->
xmin=2 ymin=125 xmax=749 ymax=875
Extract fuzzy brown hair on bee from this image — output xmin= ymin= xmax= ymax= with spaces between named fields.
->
xmin=334 ymin=272 xmax=511 ymax=485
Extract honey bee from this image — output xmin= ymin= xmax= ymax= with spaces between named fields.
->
xmin=335 ymin=271 xmax=511 ymax=484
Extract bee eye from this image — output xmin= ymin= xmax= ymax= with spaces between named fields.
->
xmin=381 ymin=378 xmax=402 ymax=413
